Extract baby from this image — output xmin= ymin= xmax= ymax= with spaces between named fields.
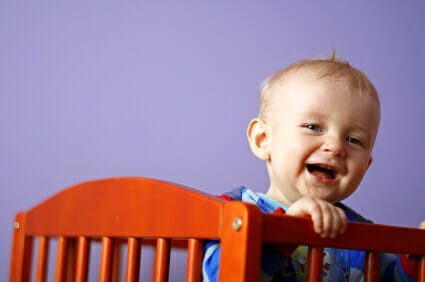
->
xmin=203 ymin=55 xmax=419 ymax=281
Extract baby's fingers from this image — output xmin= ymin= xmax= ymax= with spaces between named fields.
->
xmin=286 ymin=197 xmax=324 ymax=234
xmin=309 ymin=201 xmax=324 ymax=234
xmin=336 ymin=207 xmax=348 ymax=234
xmin=316 ymin=202 xmax=347 ymax=238
xmin=330 ymin=206 xmax=347 ymax=238
xmin=319 ymin=202 xmax=334 ymax=238
xmin=285 ymin=197 xmax=347 ymax=239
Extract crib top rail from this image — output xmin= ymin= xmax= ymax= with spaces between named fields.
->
xmin=262 ymin=209 xmax=425 ymax=255
xmin=19 ymin=177 xmax=224 ymax=239
xmin=18 ymin=177 xmax=425 ymax=256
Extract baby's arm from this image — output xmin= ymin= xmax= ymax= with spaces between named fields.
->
xmin=286 ymin=197 xmax=348 ymax=238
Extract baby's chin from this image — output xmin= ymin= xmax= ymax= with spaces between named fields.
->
xmin=298 ymin=190 xmax=345 ymax=204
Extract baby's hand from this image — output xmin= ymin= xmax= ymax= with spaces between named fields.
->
xmin=286 ymin=197 xmax=347 ymax=238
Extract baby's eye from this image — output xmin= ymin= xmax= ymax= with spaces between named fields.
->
xmin=346 ymin=136 xmax=363 ymax=146
xmin=304 ymin=124 xmax=322 ymax=132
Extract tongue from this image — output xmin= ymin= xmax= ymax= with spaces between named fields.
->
xmin=310 ymin=170 xmax=333 ymax=179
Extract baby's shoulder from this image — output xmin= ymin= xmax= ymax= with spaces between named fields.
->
xmin=217 ymin=186 xmax=247 ymax=201
xmin=335 ymin=202 xmax=373 ymax=223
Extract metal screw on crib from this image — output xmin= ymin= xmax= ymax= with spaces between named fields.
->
xmin=232 ymin=217 xmax=243 ymax=231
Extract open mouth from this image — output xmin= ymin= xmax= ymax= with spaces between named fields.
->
xmin=306 ymin=164 xmax=336 ymax=180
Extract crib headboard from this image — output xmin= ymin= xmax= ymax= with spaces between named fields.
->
xmin=10 ymin=177 xmax=224 ymax=281
xmin=9 ymin=177 xmax=425 ymax=281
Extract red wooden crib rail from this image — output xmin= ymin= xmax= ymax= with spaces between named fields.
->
xmin=220 ymin=201 xmax=425 ymax=281
xmin=9 ymin=177 xmax=425 ymax=281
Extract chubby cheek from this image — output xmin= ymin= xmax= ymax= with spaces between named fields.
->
xmin=348 ymin=157 xmax=372 ymax=186
xmin=271 ymin=131 xmax=316 ymax=174
xmin=290 ymin=136 xmax=317 ymax=161
xmin=283 ymin=142 xmax=314 ymax=178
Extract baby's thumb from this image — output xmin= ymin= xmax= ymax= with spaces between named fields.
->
xmin=419 ymin=220 xmax=425 ymax=229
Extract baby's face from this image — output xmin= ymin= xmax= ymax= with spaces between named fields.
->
xmin=265 ymin=73 xmax=380 ymax=206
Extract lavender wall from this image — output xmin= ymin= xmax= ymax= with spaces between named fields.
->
xmin=1 ymin=2 xmax=424 ymax=280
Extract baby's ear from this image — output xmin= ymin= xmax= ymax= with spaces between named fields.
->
xmin=247 ymin=118 xmax=271 ymax=161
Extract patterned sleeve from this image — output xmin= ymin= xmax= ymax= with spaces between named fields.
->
xmin=381 ymin=253 xmax=418 ymax=281
xmin=332 ymin=203 xmax=418 ymax=281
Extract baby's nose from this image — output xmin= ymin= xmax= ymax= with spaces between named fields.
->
xmin=322 ymin=137 xmax=346 ymax=157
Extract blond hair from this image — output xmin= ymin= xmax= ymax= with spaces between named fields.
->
xmin=259 ymin=54 xmax=380 ymax=121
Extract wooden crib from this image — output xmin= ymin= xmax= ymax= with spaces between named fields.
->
xmin=9 ymin=177 xmax=425 ymax=281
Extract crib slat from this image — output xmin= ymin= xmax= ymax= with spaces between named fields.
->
xmin=35 ymin=236 xmax=49 ymax=282
xmin=153 ymin=238 xmax=171 ymax=282
xmin=364 ymin=252 xmax=379 ymax=282
xmin=75 ymin=237 xmax=90 ymax=282
xmin=125 ymin=238 xmax=141 ymax=282
xmin=22 ymin=236 xmax=34 ymax=282
xmin=307 ymin=246 xmax=323 ymax=282
xmin=112 ymin=242 xmax=122 ymax=282
xmin=418 ymin=257 xmax=425 ymax=282
xmin=54 ymin=237 xmax=68 ymax=282
xmin=186 ymin=239 xmax=203 ymax=282
xmin=99 ymin=237 xmax=114 ymax=282
xmin=67 ymin=239 xmax=77 ymax=282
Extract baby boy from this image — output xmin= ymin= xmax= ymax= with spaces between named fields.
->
xmin=203 ymin=55 xmax=419 ymax=281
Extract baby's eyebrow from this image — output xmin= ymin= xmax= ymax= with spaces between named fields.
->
xmin=348 ymin=126 xmax=373 ymax=143
xmin=349 ymin=123 xmax=372 ymax=135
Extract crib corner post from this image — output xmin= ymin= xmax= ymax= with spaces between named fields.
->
xmin=219 ymin=202 xmax=263 ymax=282
xmin=10 ymin=212 xmax=33 ymax=282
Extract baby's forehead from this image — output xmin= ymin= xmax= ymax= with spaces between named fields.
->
xmin=271 ymin=73 xmax=379 ymax=115
xmin=274 ymin=70 xmax=379 ymax=103
xmin=269 ymin=73 xmax=354 ymax=105
xmin=260 ymin=64 xmax=380 ymax=124
xmin=273 ymin=71 xmax=350 ymax=90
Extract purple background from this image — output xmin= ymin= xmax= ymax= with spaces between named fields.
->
xmin=1 ymin=2 xmax=425 ymax=280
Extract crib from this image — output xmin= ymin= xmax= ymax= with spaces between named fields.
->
xmin=9 ymin=177 xmax=425 ymax=281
